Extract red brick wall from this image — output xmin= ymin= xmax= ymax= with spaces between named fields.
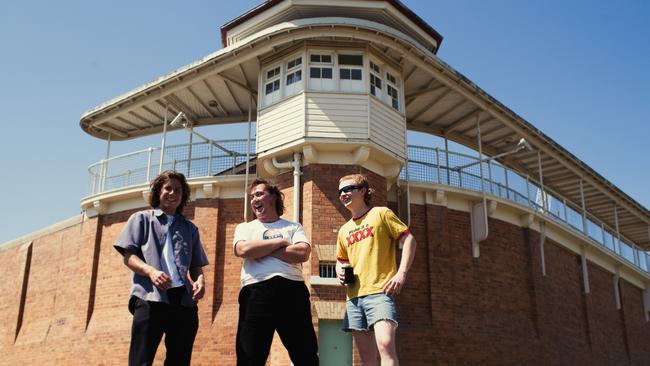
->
xmin=1 ymin=170 xmax=650 ymax=365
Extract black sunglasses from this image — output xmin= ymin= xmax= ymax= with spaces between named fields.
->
xmin=338 ymin=184 xmax=365 ymax=195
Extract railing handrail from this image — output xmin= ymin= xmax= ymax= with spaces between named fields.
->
xmin=87 ymin=140 xmax=256 ymax=173
xmin=87 ymin=147 xmax=155 ymax=172
xmin=85 ymin=141 xmax=647 ymax=273
xmin=419 ymin=149 xmax=637 ymax=246
xmin=87 ymin=139 xmax=255 ymax=194
xmin=405 ymin=145 xmax=648 ymax=272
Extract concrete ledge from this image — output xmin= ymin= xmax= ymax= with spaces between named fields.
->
xmin=405 ymin=181 xmax=650 ymax=289
xmin=310 ymin=276 xmax=340 ymax=286
xmin=0 ymin=215 xmax=84 ymax=251
xmin=81 ymin=175 xmax=247 ymax=218
xmin=313 ymin=300 xmax=346 ymax=320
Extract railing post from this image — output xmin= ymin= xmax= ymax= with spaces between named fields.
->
xmin=601 ymin=222 xmax=607 ymax=248
xmin=444 ymin=136 xmax=451 ymax=185
xmin=187 ymin=128 xmax=193 ymax=177
xmin=159 ymin=105 xmax=169 ymax=174
xmin=487 ymin=159 xmax=494 ymax=194
xmin=563 ymin=198 xmax=569 ymax=223
xmin=643 ymin=225 xmax=650 ymax=272
xmin=146 ymin=147 xmax=153 ymax=182
xmin=173 ymin=159 xmax=177 ymax=171
xmin=100 ymin=134 xmax=112 ymax=192
xmin=579 ymin=180 xmax=588 ymax=235
xmin=208 ymin=141 xmax=213 ymax=175
xmin=100 ymin=159 xmax=107 ymax=192
xmin=244 ymin=95 xmax=253 ymax=221
xmin=614 ymin=204 xmax=621 ymax=254
xmin=536 ymin=151 xmax=546 ymax=213
xmin=504 ymin=167 xmax=510 ymax=199
xmin=525 ymin=175 xmax=531 ymax=208
xmin=91 ymin=172 xmax=97 ymax=195
xmin=435 ymin=147 xmax=441 ymax=184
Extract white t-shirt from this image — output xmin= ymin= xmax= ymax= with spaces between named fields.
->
xmin=233 ymin=218 xmax=310 ymax=287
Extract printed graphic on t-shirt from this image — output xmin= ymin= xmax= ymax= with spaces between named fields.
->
xmin=263 ymin=229 xmax=283 ymax=240
xmin=345 ymin=223 xmax=374 ymax=246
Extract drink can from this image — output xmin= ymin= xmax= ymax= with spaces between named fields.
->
xmin=342 ymin=264 xmax=354 ymax=284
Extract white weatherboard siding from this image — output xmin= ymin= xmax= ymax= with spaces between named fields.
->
xmin=257 ymin=93 xmax=405 ymax=159
xmin=257 ymin=94 xmax=305 ymax=153
xmin=306 ymin=93 xmax=368 ymax=139
xmin=369 ymin=97 xmax=406 ymax=158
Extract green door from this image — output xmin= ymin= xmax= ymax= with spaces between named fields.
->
xmin=319 ymin=319 xmax=352 ymax=366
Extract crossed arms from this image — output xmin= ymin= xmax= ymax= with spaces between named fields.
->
xmin=234 ymin=238 xmax=311 ymax=263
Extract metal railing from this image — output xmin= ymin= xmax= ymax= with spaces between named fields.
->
xmin=401 ymin=145 xmax=649 ymax=274
xmin=86 ymin=141 xmax=647 ymax=274
xmin=87 ymin=139 xmax=255 ymax=195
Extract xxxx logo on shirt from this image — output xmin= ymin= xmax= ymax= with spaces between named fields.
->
xmin=345 ymin=224 xmax=374 ymax=246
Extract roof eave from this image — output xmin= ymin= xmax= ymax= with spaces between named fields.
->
xmin=220 ymin=0 xmax=443 ymax=52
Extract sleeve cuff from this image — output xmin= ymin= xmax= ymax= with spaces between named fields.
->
xmin=397 ymin=229 xmax=410 ymax=241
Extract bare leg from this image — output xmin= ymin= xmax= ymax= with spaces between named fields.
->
xmin=373 ymin=320 xmax=398 ymax=366
xmin=352 ymin=330 xmax=378 ymax=366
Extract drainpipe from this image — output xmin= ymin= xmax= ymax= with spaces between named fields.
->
xmin=270 ymin=152 xmax=302 ymax=221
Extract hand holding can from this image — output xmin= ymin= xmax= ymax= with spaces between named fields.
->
xmin=342 ymin=263 xmax=354 ymax=284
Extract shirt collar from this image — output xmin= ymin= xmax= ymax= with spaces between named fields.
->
xmin=154 ymin=208 xmax=182 ymax=223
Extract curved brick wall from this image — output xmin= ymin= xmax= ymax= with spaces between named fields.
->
xmin=1 ymin=165 xmax=649 ymax=365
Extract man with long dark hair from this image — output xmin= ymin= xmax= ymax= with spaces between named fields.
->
xmin=114 ymin=170 xmax=209 ymax=366
xmin=233 ymin=178 xmax=318 ymax=366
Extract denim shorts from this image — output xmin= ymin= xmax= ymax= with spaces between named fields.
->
xmin=343 ymin=293 xmax=397 ymax=332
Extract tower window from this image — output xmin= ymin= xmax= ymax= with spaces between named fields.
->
xmin=340 ymin=69 xmax=362 ymax=80
xmin=369 ymin=61 xmax=383 ymax=97
xmin=311 ymin=54 xmax=332 ymax=63
xmin=310 ymin=67 xmax=333 ymax=79
xmin=309 ymin=53 xmax=333 ymax=79
xmin=286 ymin=57 xmax=302 ymax=86
xmin=308 ymin=52 xmax=335 ymax=91
xmin=265 ymin=80 xmax=280 ymax=95
xmin=262 ymin=64 xmax=282 ymax=106
xmin=386 ymin=72 xmax=400 ymax=111
xmin=264 ymin=66 xmax=281 ymax=95
xmin=339 ymin=54 xmax=363 ymax=80
xmin=338 ymin=54 xmax=363 ymax=66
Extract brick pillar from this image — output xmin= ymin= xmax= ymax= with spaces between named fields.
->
xmin=423 ymin=203 xmax=454 ymax=363
xmin=0 ymin=242 xmax=31 ymax=349
xmin=522 ymin=227 xmax=551 ymax=365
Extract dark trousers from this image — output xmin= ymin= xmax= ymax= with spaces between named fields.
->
xmin=128 ymin=287 xmax=199 ymax=366
xmin=236 ymin=276 xmax=319 ymax=366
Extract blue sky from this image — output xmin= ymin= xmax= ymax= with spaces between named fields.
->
xmin=0 ymin=0 xmax=648 ymax=244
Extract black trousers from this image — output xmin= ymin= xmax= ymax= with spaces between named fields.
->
xmin=236 ymin=276 xmax=319 ymax=366
xmin=128 ymin=288 xmax=199 ymax=366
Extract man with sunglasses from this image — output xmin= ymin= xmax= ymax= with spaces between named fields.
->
xmin=335 ymin=174 xmax=417 ymax=366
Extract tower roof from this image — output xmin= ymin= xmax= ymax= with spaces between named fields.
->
xmin=78 ymin=2 xmax=649 ymax=248
xmin=220 ymin=0 xmax=443 ymax=52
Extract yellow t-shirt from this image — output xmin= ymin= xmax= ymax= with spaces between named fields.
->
xmin=336 ymin=206 xmax=408 ymax=299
